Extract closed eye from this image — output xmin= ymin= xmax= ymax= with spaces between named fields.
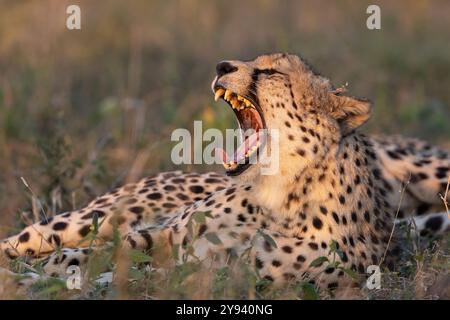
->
xmin=253 ymin=68 xmax=286 ymax=76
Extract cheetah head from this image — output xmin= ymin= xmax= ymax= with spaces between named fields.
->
xmin=212 ymin=53 xmax=372 ymax=184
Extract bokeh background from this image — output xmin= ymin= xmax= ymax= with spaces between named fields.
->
xmin=1 ymin=0 xmax=449 ymax=234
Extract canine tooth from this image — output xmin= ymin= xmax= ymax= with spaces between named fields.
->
xmin=224 ymin=89 xmax=232 ymax=101
xmin=215 ymin=88 xmax=225 ymax=101
xmin=231 ymin=99 xmax=239 ymax=109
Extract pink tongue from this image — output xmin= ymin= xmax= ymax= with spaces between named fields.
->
xmin=216 ymin=148 xmax=230 ymax=164
xmin=234 ymin=131 xmax=260 ymax=162
xmin=215 ymin=131 xmax=261 ymax=165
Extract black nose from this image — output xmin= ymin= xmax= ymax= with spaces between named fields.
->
xmin=216 ymin=61 xmax=238 ymax=78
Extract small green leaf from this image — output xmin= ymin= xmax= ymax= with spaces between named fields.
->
xmin=329 ymin=240 xmax=344 ymax=260
xmin=128 ymin=268 xmax=145 ymax=281
xmin=112 ymin=225 xmax=121 ymax=247
xmin=92 ymin=212 xmax=99 ymax=233
xmin=129 ymin=249 xmax=152 ymax=263
xmin=255 ymin=277 xmax=273 ymax=293
xmin=186 ymin=218 xmax=194 ymax=239
xmin=205 ymin=232 xmax=223 ymax=245
xmin=204 ymin=211 xmax=213 ymax=219
xmin=339 ymin=267 xmax=359 ymax=280
xmin=258 ymin=229 xmax=277 ymax=248
xmin=172 ymin=244 xmax=180 ymax=260
xmin=193 ymin=211 xmax=206 ymax=224
xmin=184 ymin=245 xmax=197 ymax=260
xmin=297 ymin=282 xmax=319 ymax=300
xmin=309 ymin=256 xmax=329 ymax=268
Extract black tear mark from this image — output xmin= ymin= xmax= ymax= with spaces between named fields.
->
xmin=247 ymin=68 xmax=285 ymax=106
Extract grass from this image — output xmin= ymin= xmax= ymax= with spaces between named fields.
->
xmin=0 ymin=0 xmax=449 ymax=299
xmin=1 ymin=196 xmax=449 ymax=300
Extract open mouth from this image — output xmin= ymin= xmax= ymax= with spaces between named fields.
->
xmin=213 ymin=86 xmax=267 ymax=176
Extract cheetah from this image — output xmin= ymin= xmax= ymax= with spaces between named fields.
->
xmin=1 ymin=53 xmax=449 ymax=293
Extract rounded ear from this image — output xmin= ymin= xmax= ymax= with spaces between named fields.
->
xmin=329 ymin=94 xmax=372 ymax=134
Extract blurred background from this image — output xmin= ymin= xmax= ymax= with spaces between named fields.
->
xmin=0 ymin=0 xmax=449 ymax=234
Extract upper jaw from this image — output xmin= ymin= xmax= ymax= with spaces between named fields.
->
xmin=213 ymin=86 xmax=255 ymax=110
xmin=212 ymin=84 xmax=266 ymax=127
xmin=212 ymin=84 xmax=267 ymax=176
xmin=211 ymin=77 xmax=257 ymax=110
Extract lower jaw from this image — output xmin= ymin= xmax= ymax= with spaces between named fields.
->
xmin=225 ymin=162 xmax=252 ymax=176
xmin=224 ymin=144 xmax=266 ymax=176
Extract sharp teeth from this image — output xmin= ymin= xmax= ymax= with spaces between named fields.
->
xmin=215 ymin=88 xmax=225 ymax=101
xmin=231 ymin=99 xmax=239 ymax=109
xmin=218 ymin=90 xmax=256 ymax=111
xmin=245 ymin=145 xmax=259 ymax=158
xmin=223 ymin=160 xmax=237 ymax=169
xmin=225 ymin=161 xmax=237 ymax=169
xmin=224 ymin=89 xmax=232 ymax=101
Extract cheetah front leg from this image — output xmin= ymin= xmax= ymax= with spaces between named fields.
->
xmin=1 ymin=171 xmax=230 ymax=260
xmin=0 ymin=204 xmax=132 ymax=259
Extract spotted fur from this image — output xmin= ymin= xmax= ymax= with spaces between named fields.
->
xmin=1 ymin=54 xmax=449 ymax=292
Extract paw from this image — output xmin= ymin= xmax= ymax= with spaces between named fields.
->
xmin=42 ymin=248 xmax=91 ymax=277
